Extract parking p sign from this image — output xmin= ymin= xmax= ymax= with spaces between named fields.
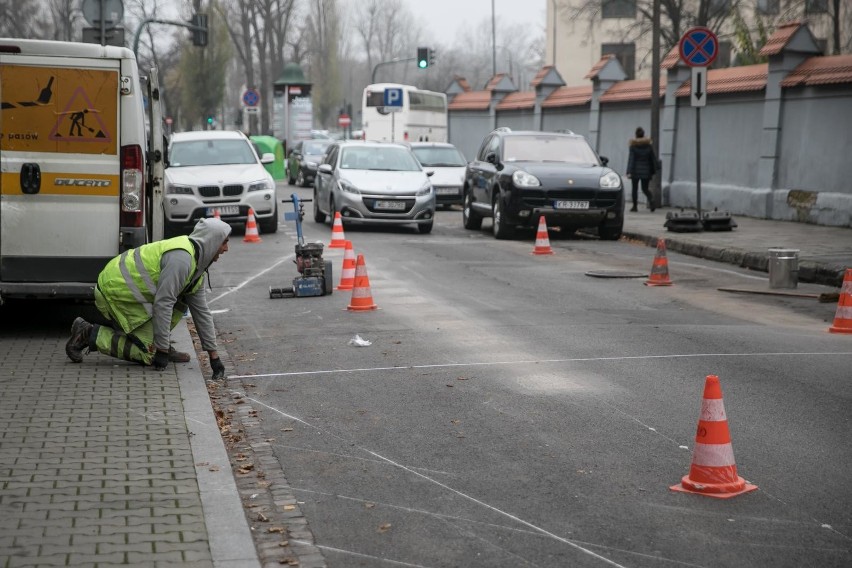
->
xmin=383 ymin=87 xmax=403 ymax=112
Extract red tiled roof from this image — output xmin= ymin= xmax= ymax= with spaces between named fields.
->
xmin=485 ymin=73 xmax=507 ymax=91
xmin=541 ymin=85 xmax=593 ymax=108
xmin=661 ymin=45 xmax=681 ymax=70
xmin=448 ymin=91 xmax=492 ymax=110
xmin=453 ymin=75 xmax=472 ymax=92
xmin=530 ymin=66 xmax=554 ymax=88
xmin=759 ymin=21 xmax=804 ymax=57
xmin=496 ymin=91 xmax=536 ymax=110
xmin=584 ymin=54 xmax=615 ymax=79
xmin=780 ymin=54 xmax=852 ymax=87
xmin=674 ymin=64 xmax=767 ymax=97
xmin=599 ymin=78 xmax=667 ymax=103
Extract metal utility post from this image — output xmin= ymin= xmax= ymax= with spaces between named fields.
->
xmin=650 ymin=0 xmax=661 ymax=209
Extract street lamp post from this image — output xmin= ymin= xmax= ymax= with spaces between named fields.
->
xmin=551 ymin=0 xmax=557 ymax=66
xmin=491 ymin=0 xmax=497 ymax=78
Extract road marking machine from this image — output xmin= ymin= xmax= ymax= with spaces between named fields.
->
xmin=269 ymin=193 xmax=333 ymax=299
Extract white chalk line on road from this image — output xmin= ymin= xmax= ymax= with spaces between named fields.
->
xmin=246 ymin=395 xmax=630 ymax=568
xmin=208 ymin=252 xmax=295 ymax=304
xmin=292 ymin=487 xmax=708 ymax=567
xmin=228 ymin=351 xmax=852 ymax=380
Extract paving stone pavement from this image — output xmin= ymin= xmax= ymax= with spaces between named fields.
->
xmin=0 ymin=321 xmax=260 ymax=568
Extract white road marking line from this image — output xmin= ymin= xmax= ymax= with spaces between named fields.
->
xmin=209 ymin=253 xmax=295 ymax=304
xmin=228 ymin=351 xmax=852 ymax=380
xmin=244 ymin=395 xmax=628 ymax=567
xmin=272 ymin=444 xmax=456 ymax=475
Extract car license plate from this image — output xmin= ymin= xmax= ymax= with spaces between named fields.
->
xmin=209 ymin=205 xmax=239 ymax=216
xmin=554 ymin=200 xmax=589 ymax=210
xmin=435 ymin=187 xmax=459 ymax=195
xmin=375 ymin=200 xmax=406 ymax=210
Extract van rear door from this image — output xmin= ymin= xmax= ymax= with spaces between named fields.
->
xmin=1 ymin=50 xmax=122 ymax=298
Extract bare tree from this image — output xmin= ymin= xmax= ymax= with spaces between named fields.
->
xmin=177 ymin=6 xmax=232 ymax=130
xmin=0 ymin=0 xmax=50 ymax=38
xmin=303 ymin=0 xmax=342 ymax=128
xmin=46 ymin=0 xmax=82 ymax=41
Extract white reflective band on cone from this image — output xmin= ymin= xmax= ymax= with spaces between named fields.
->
xmin=692 ymin=442 xmax=736 ymax=467
xmin=699 ymin=398 xmax=727 ymax=421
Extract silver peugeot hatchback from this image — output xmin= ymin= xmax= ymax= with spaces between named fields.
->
xmin=313 ymin=141 xmax=436 ymax=234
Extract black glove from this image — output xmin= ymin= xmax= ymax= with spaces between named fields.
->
xmin=152 ymin=350 xmax=170 ymax=371
xmin=210 ymin=357 xmax=225 ymax=380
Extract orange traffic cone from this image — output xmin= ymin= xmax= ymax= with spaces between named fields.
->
xmin=531 ymin=216 xmax=554 ymax=255
xmin=329 ymin=212 xmax=346 ymax=248
xmin=828 ymin=268 xmax=852 ymax=334
xmin=337 ymin=240 xmax=356 ymax=291
xmin=347 ymin=254 xmax=377 ymax=311
xmin=671 ymin=375 xmax=757 ymax=499
xmin=243 ymin=208 xmax=262 ymax=243
xmin=645 ymin=238 xmax=672 ymax=286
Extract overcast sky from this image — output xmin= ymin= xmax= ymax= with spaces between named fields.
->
xmin=399 ymin=0 xmax=547 ymax=47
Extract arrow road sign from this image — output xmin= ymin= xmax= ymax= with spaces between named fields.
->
xmin=679 ymin=27 xmax=718 ymax=67
xmin=691 ymin=67 xmax=707 ymax=107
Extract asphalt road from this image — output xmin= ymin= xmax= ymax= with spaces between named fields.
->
xmin=204 ymin=184 xmax=852 ymax=568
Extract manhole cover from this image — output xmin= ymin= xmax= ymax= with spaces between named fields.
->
xmin=584 ymin=270 xmax=648 ymax=279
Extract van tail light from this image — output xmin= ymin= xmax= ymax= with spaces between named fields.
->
xmin=120 ymin=144 xmax=144 ymax=227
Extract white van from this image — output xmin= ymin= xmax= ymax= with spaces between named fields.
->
xmin=0 ymin=38 xmax=164 ymax=302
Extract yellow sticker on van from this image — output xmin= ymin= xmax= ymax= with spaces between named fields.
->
xmin=0 ymin=65 xmax=118 ymax=155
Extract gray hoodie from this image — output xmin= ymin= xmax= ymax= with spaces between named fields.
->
xmin=153 ymin=218 xmax=231 ymax=352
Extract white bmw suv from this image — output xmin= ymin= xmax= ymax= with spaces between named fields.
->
xmin=164 ymin=130 xmax=278 ymax=236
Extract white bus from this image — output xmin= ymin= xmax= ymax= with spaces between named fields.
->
xmin=361 ymin=83 xmax=448 ymax=143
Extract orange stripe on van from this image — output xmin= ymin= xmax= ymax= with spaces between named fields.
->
xmin=0 ymin=172 xmax=119 ymax=196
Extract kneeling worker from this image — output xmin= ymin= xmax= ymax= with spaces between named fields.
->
xmin=65 ymin=218 xmax=231 ymax=379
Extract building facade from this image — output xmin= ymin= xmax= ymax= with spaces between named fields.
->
xmin=546 ymin=0 xmax=851 ymax=87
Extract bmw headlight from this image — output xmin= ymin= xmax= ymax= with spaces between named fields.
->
xmin=599 ymin=171 xmax=622 ymax=189
xmin=512 ymin=170 xmax=540 ymax=188
xmin=338 ymin=179 xmax=360 ymax=195
xmin=416 ymin=180 xmax=433 ymax=196
xmin=248 ymin=180 xmax=273 ymax=192
xmin=167 ymin=184 xmax=193 ymax=195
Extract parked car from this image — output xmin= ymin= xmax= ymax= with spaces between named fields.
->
xmin=287 ymin=139 xmax=333 ymax=187
xmin=408 ymin=142 xmax=467 ymax=208
xmin=164 ymin=130 xmax=278 ymax=236
xmin=313 ymin=141 xmax=436 ymax=234
xmin=463 ymin=128 xmax=624 ymax=240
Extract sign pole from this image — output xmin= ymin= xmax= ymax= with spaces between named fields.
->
xmin=696 ymin=106 xmax=701 ymax=218
xmin=391 ymin=112 xmax=395 ymax=143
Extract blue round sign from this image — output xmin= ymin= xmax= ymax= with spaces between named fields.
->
xmin=679 ymin=27 xmax=718 ymax=67
xmin=242 ymin=88 xmax=260 ymax=107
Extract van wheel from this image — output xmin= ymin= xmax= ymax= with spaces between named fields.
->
xmin=418 ymin=220 xmax=433 ymax=234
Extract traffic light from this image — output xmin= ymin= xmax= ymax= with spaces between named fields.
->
xmin=190 ymin=13 xmax=208 ymax=47
xmin=417 ymin=47 xmax=429 ymax=69
xmin=429 ymin=48 xmax=436 ymax=66
xmin=206 ymin=115 xmax=214 ymax=129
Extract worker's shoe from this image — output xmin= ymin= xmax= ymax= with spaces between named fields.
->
xmin=65 ymin=317 xmax=94 ymax=363
xmin=168 ymin=346 xmax=191 ymax=363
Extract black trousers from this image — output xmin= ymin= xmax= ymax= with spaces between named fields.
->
xmin=631 ymin=177 xmax=652 ymax=206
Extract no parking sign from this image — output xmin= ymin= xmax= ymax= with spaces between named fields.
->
xmin=679 ymin=27 xmax=718 ymax=67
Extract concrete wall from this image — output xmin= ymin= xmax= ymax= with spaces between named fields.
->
xmin=448 ymin=71 xmax=852 ymax=227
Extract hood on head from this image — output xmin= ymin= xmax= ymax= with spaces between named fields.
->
xmin=188 ymin=218 xmax=232 ymax=270
xmin=630 ymin=137 xmax=653 ymax=146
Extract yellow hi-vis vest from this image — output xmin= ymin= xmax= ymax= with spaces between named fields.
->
xmin=97 ymin=236 xmax=201 ymax=332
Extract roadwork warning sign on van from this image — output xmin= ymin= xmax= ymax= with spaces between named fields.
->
xmin=0 ymin=65 xmax=117 ymax=155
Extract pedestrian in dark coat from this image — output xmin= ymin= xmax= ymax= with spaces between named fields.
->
xmin=626 ymin=127 xmax=657 ymax=211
